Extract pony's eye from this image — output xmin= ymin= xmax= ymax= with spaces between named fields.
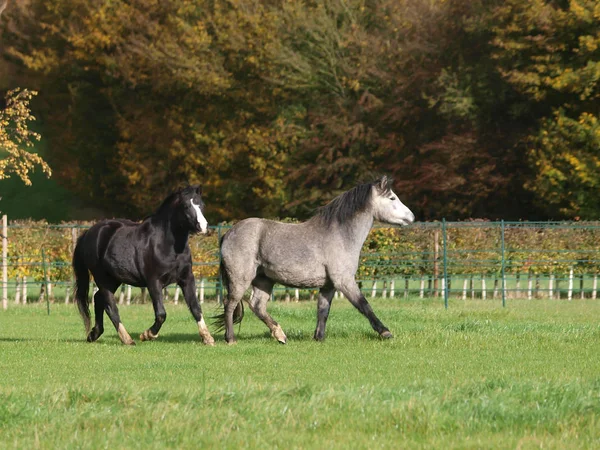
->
xmin=389 ymin=197 xmax=396 ymax=201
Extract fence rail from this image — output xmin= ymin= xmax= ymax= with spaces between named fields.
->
xmin=2 ymin=216 xmax=599 ymax=311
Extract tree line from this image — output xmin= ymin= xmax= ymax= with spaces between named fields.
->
xmin=1 ymin=0 xmax=598 ymax=221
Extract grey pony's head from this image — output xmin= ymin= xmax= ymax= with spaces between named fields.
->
xmin=312 ymin=176 xmax=414 ymax=228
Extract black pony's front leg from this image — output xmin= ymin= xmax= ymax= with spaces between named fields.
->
xmin=140 ymin=279 xmax=167 ymax=342
xmin=179 ymin=270 xmax=214 ymax=346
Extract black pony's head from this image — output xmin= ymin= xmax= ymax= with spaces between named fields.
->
xmin=157 ymin=185 xmax=208 ymax=234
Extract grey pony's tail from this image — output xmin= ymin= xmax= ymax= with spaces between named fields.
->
xmin=211 ymin=235 xmax=244 ymax=333
xmin=72 ymin=232 xmax=91 ymax=334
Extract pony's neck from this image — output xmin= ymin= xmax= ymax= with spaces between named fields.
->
xmin=151 ymin=210 xmax=190 ymax=253
xmin=340 ymin=209 xmax=374 ymax=253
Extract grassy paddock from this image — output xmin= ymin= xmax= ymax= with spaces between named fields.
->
xmin=1 ymin=299 xmax=599 ymax=449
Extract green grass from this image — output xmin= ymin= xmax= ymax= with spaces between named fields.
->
xmin=1 ymin=299 xmax=600 ymax=449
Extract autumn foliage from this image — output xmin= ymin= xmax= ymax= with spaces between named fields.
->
xmin=1 ymin=0 xmax=599 ymax=221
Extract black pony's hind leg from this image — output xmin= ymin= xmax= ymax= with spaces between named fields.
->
xmin=87 ymin=289 xmax=105 ymax=342
xmin=178 ymin=270 xmax=214 ymax=345
xmin=103 ymin=287 xmax=135 ymax=345
xmin=140 ymin=279 xmax=166 ymax=342
xmin=92 ymin=274 xmax=134 ymax=345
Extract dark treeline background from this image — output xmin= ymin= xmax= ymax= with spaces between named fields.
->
xmin=1 ymin=0 xmax=598 ymax=222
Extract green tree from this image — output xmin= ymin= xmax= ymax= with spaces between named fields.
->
xmin=491 ymin=0 xmax=600 ymax=218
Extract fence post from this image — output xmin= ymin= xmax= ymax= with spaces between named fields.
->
xmin=568 ymin=267 xmax=573 ymax=301
xmin=41 ymin=248 xmax=50 ymax=315
xmin=500 ymin=220 xmax=506 ymax=308
xmin=2 ymin=215 xmax=7 ymax=310
xmin=442 ymin=219 xmax=448 ymax=309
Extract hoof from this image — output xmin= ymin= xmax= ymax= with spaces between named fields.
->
xmin=123 ymin=340 xmax=136 ymax=346
xmin=199 ymin=330 xmax=215 ymax=346
xmin=226 ymin=340 xmax=237 ymax=346
xmin=271 ymin=325 xmax=287 ymax=344
xmin=86 ymin=329 xmax=102 ymax=342
xmin=380 ymin=330 xmax=394 ymax=339
xmin=140 ymin=330 xmax=158 ymax=342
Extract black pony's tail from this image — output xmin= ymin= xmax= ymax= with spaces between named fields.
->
xmin=72 ymin=232 xmax=91 ymax=334
xmin=211 ymin=236 xmax=244 ymax=333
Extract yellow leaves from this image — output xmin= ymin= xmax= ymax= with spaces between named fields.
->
xmin=529 ymin=109 xmax=600 ymax=216
xmin=0 ymin=89 xmax=51 ymax=186
xmin=570 ymin=0 xmax=594 ymax=23
xmin=342 ymin=77 xmax=361 ymax=92
xmin=578 ymin=35 xmax=599 ymax=53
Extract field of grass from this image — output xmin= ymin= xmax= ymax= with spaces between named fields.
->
xmin=1 ymin=299 xmax=599 ymax=449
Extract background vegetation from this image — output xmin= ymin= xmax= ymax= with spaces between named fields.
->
xmin=1 ymin=0 xmax=599 ymax=222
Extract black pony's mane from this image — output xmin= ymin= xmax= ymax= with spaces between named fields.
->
xmin=155 ymin=190 xmax=181 ymax=216
xmin=144 ymin=186 xmax=193 ymax=221
xmin=311 ymin=176 xmax=393 ymax=228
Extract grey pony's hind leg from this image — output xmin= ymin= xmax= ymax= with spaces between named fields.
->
xmin=248 ymin=276 xmax=287 ymax=344
xmin=314 ymin=288 xmax=336 ymax=341
xmin=224 ymin=286 xmax=244 ymax=345
xmin=338 ymin=281 xmax=392 ymax=339
xmin=222 ymin=274 xmax=250 ymax=344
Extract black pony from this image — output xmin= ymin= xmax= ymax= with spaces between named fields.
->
xmin=72 ymin=186 xmax=215 ymax=345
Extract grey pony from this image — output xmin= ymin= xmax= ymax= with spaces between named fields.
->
xmin=215 ymin=176 xmax=415 ymax=344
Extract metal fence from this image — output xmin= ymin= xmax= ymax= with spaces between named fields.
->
xmin=2 ymin=217 xmax=599 ymax=311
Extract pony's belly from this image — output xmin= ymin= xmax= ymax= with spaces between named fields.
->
xmin=262 ymin=266 xmax=327 ymax=288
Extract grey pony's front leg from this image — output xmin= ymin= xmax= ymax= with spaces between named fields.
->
xmin=314 ymin=288 xmax=335 ymax=341
xmin=339 ymin=281 xmax=393 ymax=339
xmin=179 ymin=270 xmax=214 ymax=346
xmin=140 ymin=279 xmax=167 ymax=342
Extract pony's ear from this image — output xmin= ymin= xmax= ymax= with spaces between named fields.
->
xmin=376 ymin=176 xmax=388 ymax=192
xmin=375 ymin=175 xmax=393 ymax=194
xmin=195 ymin=185 xmax=202 ymax=195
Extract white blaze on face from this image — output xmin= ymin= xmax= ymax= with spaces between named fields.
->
xmin=190 ymin=199 xmax=208 ymax=234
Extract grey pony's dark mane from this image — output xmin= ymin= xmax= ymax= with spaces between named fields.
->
xmin=310 ymin=176 xmax=393 ymax=228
